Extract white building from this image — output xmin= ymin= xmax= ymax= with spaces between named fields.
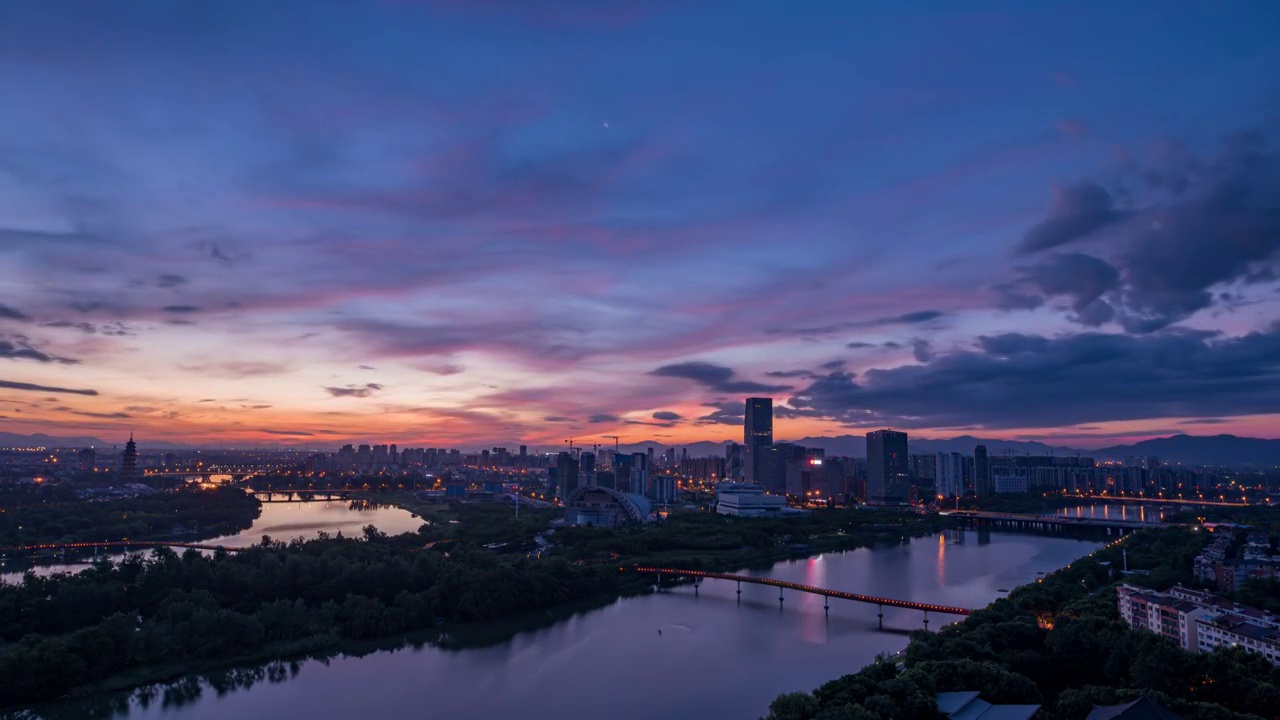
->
xmin=1117 ymin=584 xmax=1280 ymax=665
xmin=716 ymin=483 xmax=787 ymax=517
xmin=936 ymin=452 xmax=963 ymax=498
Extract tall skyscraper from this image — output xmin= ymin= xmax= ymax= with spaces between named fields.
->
xmin=120 ymin=434 xmax=138 ymax=481
xmin=579 ymin=451 xmax=596 ymax=487
xmin=631 ymin=452 xmax=650 ymax=496
xmin=77 ymin=448 xmax=96 ymax=471
xmin=743 ymin=397 xmax=773 ymax=485
xmin=866 ymin=430 xmax=909 ymax=505
xmin=556 ymin=452 xmax=580 ymax=499
xmin=974 ymin=445 xmax=990 ymax=498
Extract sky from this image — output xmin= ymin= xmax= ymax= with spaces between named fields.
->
xmin=1 ymin=0 xmax=1278 ymax=450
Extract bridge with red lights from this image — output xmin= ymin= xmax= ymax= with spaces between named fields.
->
xmin=4 ymin=540 xmax=243 ymax=555
xmin=629 ymin=566 xmax=971 ymax=629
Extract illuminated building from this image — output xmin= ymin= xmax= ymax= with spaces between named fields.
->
xmin=866 ymin=429 xmax=909 ymax=505
xmin=743 ymin=397 xmax=772 ymax=485
xmin=715 ymin=483 xmax=786 ymax=517
xmin=974 ymin=445 xmax=990 ymax=497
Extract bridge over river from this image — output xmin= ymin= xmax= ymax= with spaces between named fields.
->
xmin=628 ymin=566 xmax=971 ymax=630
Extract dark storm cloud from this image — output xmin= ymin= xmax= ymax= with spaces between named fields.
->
xmin=649 ymin=361 xmax=790 ymax=394
xmin=324 ymin=383 xmax=383 ymax=398
xmin=696 ymin=401 xmax=744 ymax=425
xmin=155 ymin=274 xmax=187 ymax=288
xmin=996 ymin=252 xmax=1120 ymax=325
xmin=43 ymin=320 xmax=97 ymax=333
xmin=766 ymin=369 xmax=817 ymax=379
xmin=0 ymin=305 xmax=29 ymax=321
xmin=543 ymin=415 xmax=572 ymax=422
xmin=911 ymin=339 xmax=934 ymax=362
xmin=1004 ymin=132 xmax=1280 ymax=332
xmin=0 ymin=380 xmax=98 ymax=396
xmin=261 ymin=429 xmax=314 ymax=437
xmin=767 ymin=310 xmax=947 ymax=336
xmin=1018 ymin=180 xmax=1123 ymax=255
xmin=61 ymin=409 xmax=129 ymax=419
xmin=161 ymin=305 xmax=201 ymax=314
xmin=0 ymin=338 xmax=78 ymax=364
xmin=588 ymin=413 xmax=619 ymax=423
xmin=652 ymin=410 xmax=683 ymax=421
xmin=787 ymin=328 xmax=1280 ymax=429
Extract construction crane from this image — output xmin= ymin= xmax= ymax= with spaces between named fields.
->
xmin=604 ymin=435 xmax=621 ymax=452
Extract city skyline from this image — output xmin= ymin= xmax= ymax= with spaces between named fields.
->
xmin=2 ymin=1 xmax=1279 ymax=450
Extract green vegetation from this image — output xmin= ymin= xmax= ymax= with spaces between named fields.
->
xmin=0 ymin=487 xmax=260 ymax=547
xmin=0 ymin=529 xmax=616 ymax=708
xmin=554 ymin=508 xmax=952 ymax=568
xmin=763 ymin=527 xmax=1280 ymax=720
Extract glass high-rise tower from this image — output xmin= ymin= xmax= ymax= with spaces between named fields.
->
xmin=866 ymin=429 xmax=909 ymax=505
xmin=743 ymin=398 xmax=773 ymax=485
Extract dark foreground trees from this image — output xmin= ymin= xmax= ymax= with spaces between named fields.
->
xmin=0 ymin=531 xmax=615 ymax=708
xmin=0 ymin=486 xmax=260 ymax=547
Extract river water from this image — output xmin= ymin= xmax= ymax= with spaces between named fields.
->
xmin=1052 ymin=502 xmax=1170 ymax=523
xmin=0 ymin=500 xmax=426 ymax=583
xmin=17 ymin=503 xmax=1102 ymax=720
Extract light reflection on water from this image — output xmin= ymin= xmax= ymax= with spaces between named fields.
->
xmin=0 ymin=500 xmax=424 ymax=583
xmin=24 ymin=529 xmax=1101 ymax=720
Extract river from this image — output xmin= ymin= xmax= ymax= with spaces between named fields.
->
xmin=16 ymin=507 xmax=1102 ymax=720
xmin=0 ymin=500 xmax=427 ymax=583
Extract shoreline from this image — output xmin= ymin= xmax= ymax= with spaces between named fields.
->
xmin=5 ymin=521 xmax=1093 ymax=717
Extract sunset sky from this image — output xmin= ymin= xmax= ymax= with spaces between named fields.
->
xmin=1 ymin=0 xmax=1278 ymax=450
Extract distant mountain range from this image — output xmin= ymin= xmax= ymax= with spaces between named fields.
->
xmin=3 ymin=431 xmax=1276 ymax=467
xmin=619 ymin=434 xmax=1280 ymax=467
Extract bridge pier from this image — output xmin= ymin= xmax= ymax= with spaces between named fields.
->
xmin=824 ymin=595 xmax=829 ymax=611
xmin=878 ymin=604 xmax=883 ymax=629
xmin=923 ymin=611 xmax=929 ymax=631
xmin=779 ymin=587 xmax=784 ymax=605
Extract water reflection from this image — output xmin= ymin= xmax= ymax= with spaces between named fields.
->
xmin=22 ymin=530 xmax=1099 ymax=720
xmin=1054 ymin=503 xmax=1166 ymax=523
xmin=1 ymin=500 xmax=423 ymax=583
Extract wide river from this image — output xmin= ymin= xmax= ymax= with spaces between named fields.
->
xmin=11 ymin=500 xmax=1105 ymax=720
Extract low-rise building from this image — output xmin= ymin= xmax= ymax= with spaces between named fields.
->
xmin=715 ymin=483 xmax=787 ymax=517
xmin=1117 ymin=584 xmax=1280 ymax=665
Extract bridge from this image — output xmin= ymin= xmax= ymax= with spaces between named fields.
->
xmin=247 ymin=488 xmax=364 ymax=502
xmin=4 ymin=540 xmax=243 ymax=556
xmin=629 ymin=566 xmax=971 ymax=630
xmin=947 ymin=510 xmax=1166 ymax=534
xmin=1060 ymin=494 xmax=1249 ymax=508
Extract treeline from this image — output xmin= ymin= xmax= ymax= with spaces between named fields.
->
xmin=555 ymin=509 xmax=948 ymax=566
xmin=0 ymin=528 xmax=616 ymax=708
xmin=763 ymin=527 xmax=1280 ymax=720
xmin=0 ymin=487 xmax=260 ymax=547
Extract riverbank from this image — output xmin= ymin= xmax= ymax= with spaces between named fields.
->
xmin=0 ymin=504 xmax=957 ymax=712
xmin=8 ymin=528 xmax=1100 ymax=720
xmin=762 ymin=525 xmax=1279 ymax=720
xmin=0 ymin=486 xmax=261 ymax=551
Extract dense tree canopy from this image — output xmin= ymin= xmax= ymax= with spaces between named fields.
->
xmin=0 ymin=486 xmax=260 ymax=547
xmin=0 ymin=530 xmax=616 ymax=708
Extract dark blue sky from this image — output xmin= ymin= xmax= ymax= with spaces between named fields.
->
xmin=1 ymin=0 xmax=1278 ymax=447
